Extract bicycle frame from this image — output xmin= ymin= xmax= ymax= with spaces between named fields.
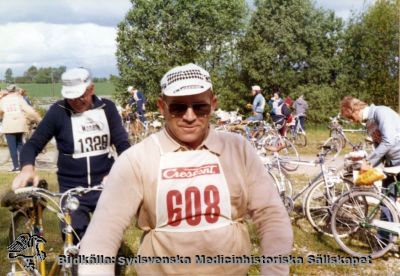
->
xmin=271 ymin=150 xmax=341 ymax=212
xmin=360 ymin=179 xmax=400 ymax=235
xmin=7 ymin=184 xmax=103 ymax=276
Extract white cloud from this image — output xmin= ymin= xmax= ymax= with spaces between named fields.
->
xmin=315 ymin=0 xmax=376 ymax=21
xmin=0 ymin=0 xmax=131 ymax=26
xmin=0 ymin=23 xmax=118 ymax=78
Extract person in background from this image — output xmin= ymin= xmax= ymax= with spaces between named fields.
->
xmin=19 ymin=88 xmax=33 ymax=106
xmin=340 ymin=96 xmax=400 ymax=243
xmin=293 ymin=94 xmax=308 ymax=131
xmin=12 ymin=67 xmax=130 ymax=243
xmin=79 ymin=63 xmax=293 ymax=275
xmin=127 ymin=86 xmax=147 ymax=123
xmin=268 ymin=89 xmax=291 ymax=136
xmin=246 ymin=85 xmax=265 ymax=121
xmin=0 ymin=84 xmax=41 ymax=171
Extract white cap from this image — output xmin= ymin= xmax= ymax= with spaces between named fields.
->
xmin=127 ymin=86 xmax=134 ymax=93
xmin=61 ymin=68 xmax=92 ymax=99
xmin=252 ymin=85 xmax=261 ymax=91
xmin=160 ymin=63 xmax=212 ymax=96
xmin=6 ymin=84 xmax=19 ymax=93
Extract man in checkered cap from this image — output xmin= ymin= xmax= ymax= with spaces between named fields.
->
xmin=79 ymin=63 xmax=292 ymax=275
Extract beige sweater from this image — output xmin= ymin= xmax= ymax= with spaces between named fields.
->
xmin=79 ymin=128 xmax=293 ymax=275
xmin=0 ymin=93 xmax=41 ymax=133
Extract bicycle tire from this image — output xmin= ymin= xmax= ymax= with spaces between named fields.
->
xmin=295 ymin=132 xmax=307 ymax=147
xmin=269 ymin=167 xmax=295 ymax=212
xmin=304 ymin=178 xmax=353 ymax=236
xmin=268 ymin=167 xmax=294 ymax=198
xmin=322 ymin=136 xmax=342 ymax=160
xmin=331 ymin=190 xmax=399 ymax=258
xmin=277 ymin=137 xmax=299 ymax=171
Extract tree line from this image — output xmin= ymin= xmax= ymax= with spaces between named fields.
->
xmin=3 ymin=66 xmax=108 ymax=84
xmin=114 ymin=0 xmax=399 ymax=124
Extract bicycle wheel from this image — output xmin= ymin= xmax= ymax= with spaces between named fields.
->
xmin=272 ymin=137 xmax=299 ymax=171
xmin=268 ymin=167 xmax=294 ymax=212
xmin=304 ymin=178 xmax=353 ymax=236
xmin=331 ymin=190 xmax=399 ymax=258
xmin=268 ymin=166 xmax=293 ymax=198
xmin=295 ymin=132 xmax=307 ymax=147
xmin=322 ymin=136 xmax=342 ymax=160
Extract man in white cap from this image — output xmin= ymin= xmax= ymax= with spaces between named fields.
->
xmin=79 ymin=63 xmax=292 ymax=275
xmin=247 ymin=85 xmax=266 ymax=121
xmin=12 ymin=67 xmax=130 ymax=243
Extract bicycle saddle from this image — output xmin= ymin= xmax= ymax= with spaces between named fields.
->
xmin=1 ymin=180 xmax=48 ymax=210
xmin=383 ymin=166 xmax=400 ymax=175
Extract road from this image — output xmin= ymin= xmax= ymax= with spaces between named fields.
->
xmin=0 ymin=146 xmax=57 ymax=171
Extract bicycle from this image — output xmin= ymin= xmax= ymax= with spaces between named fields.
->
xmin=330 ymin=167 xmax=400 ymax=258
xmin=2 ymin=181 xmax=103 ymax=275
xmin=215 ymin=119 xmax=300 ymax=171
xmin=286 ymin=115 xmax=307 ymax=147
xmin=322 ymin=114 xmax=374 ymax=160
xmin=269 ymin=145 xmax=353 ymax=236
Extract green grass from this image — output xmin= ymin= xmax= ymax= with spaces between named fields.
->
xmin=0 ymin=128 xmax=399 ymax=275
xmin=1 ymin=170 xmax=399 ymax=275
xmin=14 ymin=82 xmax=115 ymax=98
xmin=294 ymin=126 xmax=367 ymax=156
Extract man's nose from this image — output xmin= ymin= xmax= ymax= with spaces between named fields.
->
xmin=182 ymin=107 xmax=197 ymax=122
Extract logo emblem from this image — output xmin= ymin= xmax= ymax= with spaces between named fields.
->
xmin=8 ymin=233 xmax=47 ymax=272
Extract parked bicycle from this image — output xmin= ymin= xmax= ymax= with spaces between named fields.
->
xmin=268 ymin=145 xmax=353 ymax=236
xmin=215 ymin=119 xmax=300 ymax=171
xmin=286 ymin=115 xmax=307 ymax=147
xmin=322 ymin=114 xmax=374 ymax=160
xmin=2 ymin=180 xmax=103 ymax=275
xmin=330 ymin=167 xmax=400 ymax=259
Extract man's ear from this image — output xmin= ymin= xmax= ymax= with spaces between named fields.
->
xmin=87 ymin=84 xmax=95 ymax=96
xmin=157 ymin=97 xmax=165 ymax=116
xmin=211 ymin=95 xmax=218 ymax=113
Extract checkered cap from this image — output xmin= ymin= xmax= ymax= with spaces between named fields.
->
xmin=160 ymin=63 xmax=212 ymax=96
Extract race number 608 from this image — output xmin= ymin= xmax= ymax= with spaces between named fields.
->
xmin=166 ymin=185 xmax=220 ymax=226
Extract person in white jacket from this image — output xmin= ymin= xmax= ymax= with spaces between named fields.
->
xmin=0 ymin=84 xmax=41 ymax=171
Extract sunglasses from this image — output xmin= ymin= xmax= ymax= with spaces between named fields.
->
xmin=69 ymin=89 xmax=90 ymax=102
xmin=165 ymin=102 xmax=212 ymax=117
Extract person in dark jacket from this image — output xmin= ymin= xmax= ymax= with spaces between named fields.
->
xmin=127 ymin=86 xmax=146 ymax=123
xmin=12 ymin=67 xmax=130 ymax=242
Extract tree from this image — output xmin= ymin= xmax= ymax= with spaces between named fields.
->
xmin=52 ymin=66 xmax=67 ymax=82
xmin=114 ymin=0 xmax=248 ymax=108
xmin=5 ymin=68 xmax=13 ymax=83
xmin=239 ymin=0 xmax=344 ymax=95
xmin=34 ymin=68 xmax=53 ymax=83
xmin=338 ymin=0 xmax=399 ymax=109
xmin=24 ymin=66 xmax=38 ymax=82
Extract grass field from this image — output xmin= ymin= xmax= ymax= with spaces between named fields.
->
xmin=0 ymin=129 xmax=399 ymax=275
xmin=5 ymin=82 xmax=115 ymax=98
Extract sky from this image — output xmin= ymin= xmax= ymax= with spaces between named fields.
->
xmin=0 ymin=0 xmax=375 ymax=79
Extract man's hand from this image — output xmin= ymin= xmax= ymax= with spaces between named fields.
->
xmin=360 ymin=160 xmax=372 ymax=173
xmin=11 ymin=165 xmax=39 ymax=191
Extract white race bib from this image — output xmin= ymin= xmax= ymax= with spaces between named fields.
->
xmin=71 ymin=109 xmax=110 ymax=158
xmin=155 ymin=148 xmax=232 ymax=232
xmin=3 ymin=97 xmax=22 ymax=114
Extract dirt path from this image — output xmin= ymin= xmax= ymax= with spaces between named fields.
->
xmin=0 ymin=146 xmax=57 ymax=171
